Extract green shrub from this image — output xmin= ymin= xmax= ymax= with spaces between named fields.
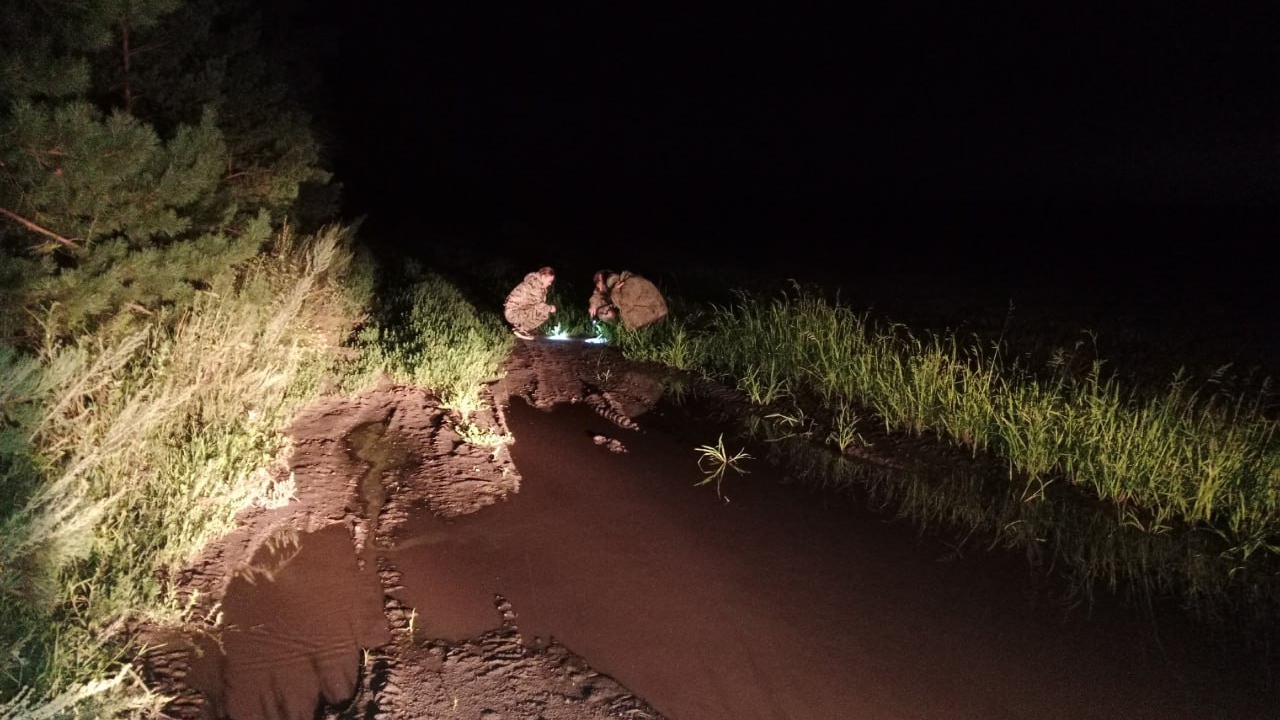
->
xmin=0 ymin=226 xmax=366 ymax=716
xmin=346 ymin=273 xmax=511 ymax=417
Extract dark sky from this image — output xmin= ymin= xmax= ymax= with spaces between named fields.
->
xmin=319 ymin=3 xmax=1278 ymax=281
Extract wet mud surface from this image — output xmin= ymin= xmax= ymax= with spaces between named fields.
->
xmin=186 ymin=525 xmax=387 ymax=720
xmin=146 ymin=339 xmax=1279 ymax=720
xmin=388 ymin=397 xmax=1279 ymax=720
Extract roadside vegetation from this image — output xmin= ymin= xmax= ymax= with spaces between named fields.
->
xmin=613 ymin=286 xmax=1280 ymax=626
xmin=5 ymin=0 xmax=1272 ymax=714
xmin=1 ymin=227 xmax=372 ymax=717
xmin=344 ymin=262 xmax=512 ymax=417
xmin=0 ymin=3 xmax=510 ymax=717
xmin=0 ymin=230 xmax=512 ymax=719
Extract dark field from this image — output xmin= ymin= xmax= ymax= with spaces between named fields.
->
xmin=399 ymin=205 xmax=1279 ymax=391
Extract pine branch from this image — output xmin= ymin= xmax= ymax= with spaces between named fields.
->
xmin=224 ymin=168 xmax=269 ymax=182
xmin=0 ymin=207 xmax=80 ymax=250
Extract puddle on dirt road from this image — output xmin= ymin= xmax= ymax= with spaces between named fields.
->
xmin=386 ymin=398 xmax=1279 ymax=720
xmin=185 ymin=422 xmax=413 ymax=720
xmin=186 ymin=524 xmax=388 ymax=720
xmin=347 ymin=420 xmax=410 ymax=550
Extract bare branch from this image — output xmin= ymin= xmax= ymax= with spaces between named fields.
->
xmin=0 ymin=206 xmax=80 ymax=250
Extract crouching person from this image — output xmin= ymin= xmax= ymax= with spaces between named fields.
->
xmin=504 ymin=266 xmax=556 ymax=340
xmin=591 ymin=269 xmax=667 ymax=331
xmin=589 ymin=270 xmax=619 ymax=322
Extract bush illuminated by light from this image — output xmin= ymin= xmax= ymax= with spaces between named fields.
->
xmin=543 ymin=322 xmax=609 ymax=343
xmin=586 ymin=319 xmax=610 ymax=344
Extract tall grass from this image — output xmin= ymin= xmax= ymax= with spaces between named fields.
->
xmin=619 ymin=286 xmax=1280 ymax=617
xmin=345 ymin=272 xmax=511 ymax=417
xmin=544 ymin=284 xmax=594 ymax=339
xmin=0 ymin=226 xmax=370 ymax=717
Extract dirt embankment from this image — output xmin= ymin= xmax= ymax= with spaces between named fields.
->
xmin=142 ymin=340 xmax=670 ymax=720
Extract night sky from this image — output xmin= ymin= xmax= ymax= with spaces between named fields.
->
xmin=318 ymin=3 xmax=1278 ymax=292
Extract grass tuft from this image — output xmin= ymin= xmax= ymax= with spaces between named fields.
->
xmin=621 ymin=285 xmax=1280 ymax=621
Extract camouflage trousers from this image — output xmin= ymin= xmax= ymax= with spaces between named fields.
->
xmin=504 ymin=304 xmax=552 ymax=333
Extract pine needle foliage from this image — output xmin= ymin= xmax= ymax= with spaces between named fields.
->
xmin=1 ymin=0 xmax=338 ymax=346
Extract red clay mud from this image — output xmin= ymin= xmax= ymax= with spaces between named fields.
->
xmin=145 ymin=340 xmax=1277 ymax=720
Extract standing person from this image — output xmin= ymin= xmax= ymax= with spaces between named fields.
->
xmin=504 ymin=266 xmax=556 ymax=339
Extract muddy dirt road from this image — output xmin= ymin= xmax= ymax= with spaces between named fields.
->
xmin=162 ymin=340 xmax=1278 ymax=720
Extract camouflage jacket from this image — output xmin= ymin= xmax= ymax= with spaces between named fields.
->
xmin=589 ymin=287 xmax=613 ymax=317
xmin=608 ymin=272 xmax=668 ymax=330
xmin=503 ymin=272 xmax=554 ymax=329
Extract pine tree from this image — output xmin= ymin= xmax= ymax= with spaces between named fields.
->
xmin=89 ymin=0 xmax=337 ymax=225
xmin=0 ymin=0 xmax=338 ymax=340
xmin=1 ymin=100 xmax=225 ymax=251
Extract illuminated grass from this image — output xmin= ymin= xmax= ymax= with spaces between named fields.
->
xmin=345 ymin=273 xmax=511 ymax=417
xmin=544 ymin=285 xmax=594 ymax=338
xmin=620 ymin=286 xmax=1280 ymax=619
xmin=694 ymin=433 xmax=753 ymax=500
xmin=614 ymin=314 xmax=705 ymax=371
xmin=0 ymin=227 xmax=370 ymax=716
